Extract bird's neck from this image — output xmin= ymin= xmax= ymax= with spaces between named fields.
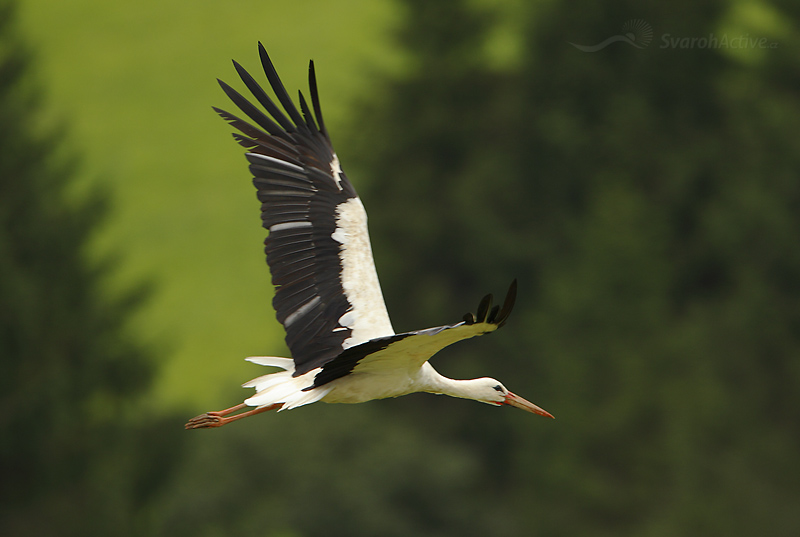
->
xmin=418 ymin=363 xmax=488 ymax=402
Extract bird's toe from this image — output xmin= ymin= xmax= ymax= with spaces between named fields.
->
xmin=184 ymin=413 xmax=223 ymax=429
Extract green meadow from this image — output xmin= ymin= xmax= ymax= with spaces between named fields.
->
xmin=18 ymin=0 xmax=403 ymax=409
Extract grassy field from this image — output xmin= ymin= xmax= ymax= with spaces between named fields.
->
xmin=18 ymin=0 xmax=402 ymax=410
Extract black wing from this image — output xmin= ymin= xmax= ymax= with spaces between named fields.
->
xmin=216 ymin=44 xmax=394 ymax=376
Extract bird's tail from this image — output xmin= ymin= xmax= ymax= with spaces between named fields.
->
xmin=242 ymin=356 xmax=332 ymax=410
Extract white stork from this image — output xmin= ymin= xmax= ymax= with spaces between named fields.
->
xmin=185 ymin=44 xmax=553 ymax=429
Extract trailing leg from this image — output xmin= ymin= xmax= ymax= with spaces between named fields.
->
xmin=184 ymin=403 xmax=281 ymax=429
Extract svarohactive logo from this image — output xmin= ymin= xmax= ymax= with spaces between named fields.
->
xmin=568 ymin=19 xmax=654 ymax=52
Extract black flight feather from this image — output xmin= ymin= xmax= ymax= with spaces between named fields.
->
xmin=476 ymin=294 xmax=492 ymax=323
xmin=258 ymin=43 xmax=308 ymax=132
xmin=233 ymin=59 xmax=296 ymax=133
xmin=297 ymin=90 xmax=319 ymax=133
xmin=216 ymin=79 xmax=285 ymax=138
xmin=308 ymin=60 xmax=328 ymax=139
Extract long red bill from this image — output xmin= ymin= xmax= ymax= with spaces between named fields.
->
xmin=504 ymin=392 xmax=554 ymax=418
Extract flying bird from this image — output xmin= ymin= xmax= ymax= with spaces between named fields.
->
xmin=185 ymin=44 xmax=553 ymax=429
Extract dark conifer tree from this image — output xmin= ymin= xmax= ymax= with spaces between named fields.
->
xmin=0 ymin=2 xmax=182 ymax=535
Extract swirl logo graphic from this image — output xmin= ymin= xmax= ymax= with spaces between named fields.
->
xmin=569 ymin=19 xmax=653 ymax=52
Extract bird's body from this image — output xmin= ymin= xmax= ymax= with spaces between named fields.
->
xmin=185 ymin=45 xmax=552 ymax=429
xmin=245 ymin=359 xmax=492 ymax=407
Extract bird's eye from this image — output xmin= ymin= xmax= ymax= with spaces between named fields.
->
xmin=493 ymin=385 xmax=504 ymax=392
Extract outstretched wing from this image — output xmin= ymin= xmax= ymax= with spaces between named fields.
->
xmin=309 ymin=280 xmax=518 ymax=388
xmin=216 ymin=43 xmax=394 ymax=376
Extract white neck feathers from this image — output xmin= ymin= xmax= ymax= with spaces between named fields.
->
xmin=418 ymin=363 xmax=495 ymax=403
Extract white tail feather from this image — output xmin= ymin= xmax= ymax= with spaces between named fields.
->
xmin=245 ymin=356 xmax=294 ymax=369
xmin=242 ymin=357 xmax=332 ymax=411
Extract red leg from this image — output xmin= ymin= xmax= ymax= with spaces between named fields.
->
xmin=184 ymin=403 xmax=281 ymax=429
xmin=207 ymin=403 xmax=247 ymax=417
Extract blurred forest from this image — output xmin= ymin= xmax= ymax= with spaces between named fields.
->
xmin=2 ymin=0 xmax=799 ymax=536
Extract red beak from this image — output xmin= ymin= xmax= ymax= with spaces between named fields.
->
xmin=503 ymin=392 xmax=554 ymax=419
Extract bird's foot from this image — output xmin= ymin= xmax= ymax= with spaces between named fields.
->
xmin=184 ymin=413 xmax=223 ymax=429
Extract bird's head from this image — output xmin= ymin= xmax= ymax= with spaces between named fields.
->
xmin=474 ymin=378 xmax=554 ymax=418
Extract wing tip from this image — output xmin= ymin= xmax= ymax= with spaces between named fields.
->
xmin=495 ymin=279 xmax=518 ymax=328
xmin=464 ymin=280 xmax=518 ymax=328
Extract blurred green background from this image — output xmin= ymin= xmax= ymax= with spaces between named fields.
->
xmin=2 ymin=0 xmax=799 ymax=536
